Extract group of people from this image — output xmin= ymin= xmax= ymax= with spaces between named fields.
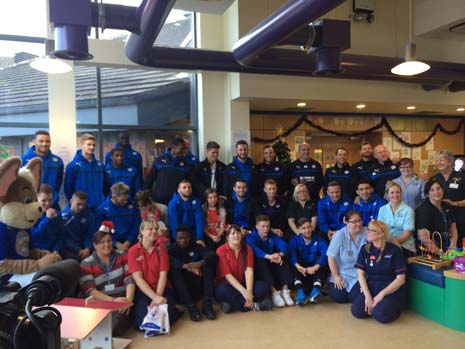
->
xmin=9 ymin=129 xmax=465 ymax=334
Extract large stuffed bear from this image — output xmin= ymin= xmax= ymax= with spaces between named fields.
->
xmin=0 ymin=156 xmax=61 ymax=281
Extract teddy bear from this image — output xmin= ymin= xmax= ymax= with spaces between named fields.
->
xmin=0 ymin=156 xmax=61 ymax=277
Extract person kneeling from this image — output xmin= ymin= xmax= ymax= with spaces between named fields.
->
xmin=168 ymin=225 xmax=217 ymax=321
xmin=351 ymin=220 xmax=406 ymax=324
xmin=289 ymin=218 xmax=329 ymax=305
xmin=245 ymin=215 xmax=294 ymax=307
xmin=215 ymin=225 xmax=272 ymax=313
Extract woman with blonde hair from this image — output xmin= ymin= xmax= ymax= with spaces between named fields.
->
xmin=286 ymin=183 xmax=318 ymax=239
xmin=351 ymin=220 xmax=407 ymax=323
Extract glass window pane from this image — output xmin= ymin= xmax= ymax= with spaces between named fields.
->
xmin=0 ymin=1 xmax=46 ymax=37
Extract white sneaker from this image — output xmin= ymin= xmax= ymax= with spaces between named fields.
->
xmin=282 ymin=289 xmax=295 ymax=306
xmin=272 ymin=291 xmax=285 ymax=308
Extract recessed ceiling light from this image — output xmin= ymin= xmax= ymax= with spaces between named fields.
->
xmin=457 ymin=107 xmax=465 ymax=112
xmin=297 ymin=102 xmax=307 ymax=107
xmin=406 ymin=106 xmax=416 ymax=110
xmin=356 ymin=104 xmax=366 ymax=109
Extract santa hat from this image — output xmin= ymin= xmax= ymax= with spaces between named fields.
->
xmin=99 ymin=221 xmax=114 ymax=234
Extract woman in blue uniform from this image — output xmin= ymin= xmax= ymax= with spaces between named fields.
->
xmin=351 ymin=219 xmax=406 ymax=323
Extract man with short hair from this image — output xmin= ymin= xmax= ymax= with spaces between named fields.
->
xmin=60 ymin=191 xmax=95 ymax=261
xmin=257 ymin=145 xmax=288 ymax=197
xmin=350 ymin=142 xmax=377 ymax=198
xmin=324 ymin=147 xmax=353 ymax=197
xmin=105 ymin=131 xmax=143 ymax=184
xmin=168 ymin=226 xmax=217 ymax=321
xmin=224 ymin=179 xmax=259 ymax=232
xmin=193 ymin=141 xmax=225 ymax=197
xmin=223 ymin=140 xmax=258 ymax=198
xmin=180 ymin=135 xmax=200 ymax=166
xmin=22 ymin=130 xmax=64 ymax=209
xmin=354 ymin=180 xmax=386 ymax=226
xmin=144 ymin=137 xmax=191 ymax=205
xmin=64 ymin=133 xmax=105 ymax=211
xmin=30 ymin=184 xmax=64 ymax=252
xmin=104 ymin=148 xmax=140 ymax=199
xmin=95 ymin=182 xmax=141 ymax=252
xmin=317 ymin=181 xmax=353 ymax=239
xmin=245 ymin=215 xmax=294 ymax=308
xmin=258 ymin=179 xmax=286 ymax=238
xmin=168 ymin=180 xmax=204 ymax=246
xmin=369 ymin=145 xmax=400 ymax=198
xmin=288 ymin=143 xmax=323 ymax=202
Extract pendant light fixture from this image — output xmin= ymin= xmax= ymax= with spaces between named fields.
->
xmin=391 ymin=0 xmax=430 ymax=76
xmin=30 ymin=39 xmax=72 ymax=74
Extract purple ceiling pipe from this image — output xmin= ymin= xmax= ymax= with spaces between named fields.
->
xmin=232 ymin=0 xmax=346 ymax=66
xmin=125 ymin=0 xmax=177 ymax=64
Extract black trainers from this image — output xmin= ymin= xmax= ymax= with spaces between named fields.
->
xmin=202 ymin=300 xmax=217 ymax=320
xmin=220 ymin=302 xmax=232 ymax=314
xmin=187 ymin=304 xmax=201 ymax=321
xmin=253 ymin=297 xmax=273 ymax=311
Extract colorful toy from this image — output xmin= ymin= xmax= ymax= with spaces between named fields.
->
xmin=408 ymin=231 xmax=452 ymax=270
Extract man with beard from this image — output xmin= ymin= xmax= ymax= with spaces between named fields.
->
xmin=257 ymin=145 xmax=288 ymax=197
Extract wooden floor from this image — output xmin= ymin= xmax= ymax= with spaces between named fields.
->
xmin=124 ymin=300 xmax=465 ymax=349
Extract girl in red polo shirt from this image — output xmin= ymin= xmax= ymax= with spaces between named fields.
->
xmin=128 ymin=219 xmax=181 ymax=328
xmin=215 ymin=224 xmax=272 ymax=313
xmin=203 ymin=188 xmax=227 ymax=251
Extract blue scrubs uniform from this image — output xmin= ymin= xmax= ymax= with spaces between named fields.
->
xmin=351 ymin=242 xmax=406 ymax=323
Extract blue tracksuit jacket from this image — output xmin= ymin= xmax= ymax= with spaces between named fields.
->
xmin=289 ymin=233 xmax=328 ymax=267
xmin=95 ymin=198 xmax=141 ymax=245
xmin=245 ymin=229 xmax=288 ymax=259
xmin=64 ymin=150 xmax=105 ymax=209
xmin=30 ymin=213 xmax=64 ymax=251
xmin=60 ymin=206 xmax=95 ymax=252
xmin=105 ymin=143 xmax=144 ymax=184
xmin=168 ymin=192 xmax=204 ymax=241
xmin=317 ymin=195 xmax=354 ymax=234
xmin=354 ymin=193 xmax=386 ymax=226
xmin=104 ymin=164 xmax=141 ymax=198
xmin=22 ymin=146 xmax=64 ymax=206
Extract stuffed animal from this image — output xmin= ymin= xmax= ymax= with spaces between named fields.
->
xmin=0 ymin=156 xmax=61 ymax=275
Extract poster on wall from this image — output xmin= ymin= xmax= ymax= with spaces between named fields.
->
xmin=392 ymin=138 xmax=402 ymax=150
xmin=384 ymin=137 xmax=393 ymax=152
xmin=412 ymin=147 xmax=421 ymax=160
xmin=401 ymin=132 xmax=411 ymax=143
xmin=294 ymin=136 xmax=305 ymax=153
xmin=401 ymin=147 xmax=411 ymax=158
xmin=425 ymin=138 xmax=434 ymax=151
xmin=314 ymin=149 xmax=322 ymax=163
xmin=428 ymin=150 xmax=437 ymax=163
xmin=231 ymin=130 xmax=251 ymax=153
xmin=391 ymin=151 xmax=400 ymax=160
xmin=420 ymin=160 xmax=429 ymax=174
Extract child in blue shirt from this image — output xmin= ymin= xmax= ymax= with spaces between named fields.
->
xmin=289 ymin=218 xmax=329 ymax=305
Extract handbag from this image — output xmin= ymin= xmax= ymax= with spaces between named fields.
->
xmin=139 ymin=304 xmax=170 ymax=338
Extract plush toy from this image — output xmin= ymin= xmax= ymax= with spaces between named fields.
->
xmin=0 ymin=156 xmax=61 ymax=276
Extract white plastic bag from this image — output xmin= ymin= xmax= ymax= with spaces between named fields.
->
xmin=140 ymin=304 xmax=170 ymax=338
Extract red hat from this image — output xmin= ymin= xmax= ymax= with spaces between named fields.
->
xmin=99 ymin=221 xmax=114 ymax=234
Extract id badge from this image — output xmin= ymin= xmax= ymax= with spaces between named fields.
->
xmin=104 ymin=283 xmax=115 ymax=292
xmin=449 ymin=183 xmax=459 ymax=189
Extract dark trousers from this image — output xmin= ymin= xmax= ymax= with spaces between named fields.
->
xmin=294 ymin=265 xmax=329 ymax=289
xmin=132 ymin=288 xmax=178 ymax=329
xmin=351 ymin=282 xmax=406 ymax=323
xmin=215 ymin=281 xmax=269 ymax=312
xmin=204 ymin=235 xmax=225 ymax=251
xmin=254 ymin=257 xmax=293 ymax=290
xmin=329 ymin=282 xmax=361 ymax=304
xmin=169 ymin=264 xmax=215 ymax=305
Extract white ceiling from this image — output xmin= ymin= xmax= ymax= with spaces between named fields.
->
xmin=174 ymin=0 xmax=235 ymax=14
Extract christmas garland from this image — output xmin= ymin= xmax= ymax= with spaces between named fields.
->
xmin=252 ymin=114 xmax=463 ymax=148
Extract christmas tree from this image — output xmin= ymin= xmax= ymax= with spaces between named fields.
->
xmin=273 ymin=139 xmax=292 ymax=166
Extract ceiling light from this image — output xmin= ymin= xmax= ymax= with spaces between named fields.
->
xmin=356 ymin=104 xmax=366 ymax=109
xmin=30 ymin=56 xmax=72 ymax=74
xmin=175 ymin=72 xmax=189 ymax=79
xmin=297 ymin=102 xmax=307 ymax=107
xmin=406 ymin=106 xmax=416 ymax=110
xmin=457 ymin=107 xmax=465 ymax=112
xmin=391 ymin=1 xmax=430 ymax=76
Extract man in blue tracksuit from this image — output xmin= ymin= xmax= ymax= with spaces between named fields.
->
xmin=104 ymin=148 xmax=140 ymax=199
xmin=180 ymin=136 xmax=200 ymax=167
xmin=144 ymin=137 xmax=191 ymax=205
xmin=354 ymin=180 xmax=386 ymax=226
xmin=59 ymin=191 xmax=95 ymax=261
xmin=289 ymin=218 xmax=329 ymax=305
xmin=224 ymin=179 xmax=260 ymax=232
xmin=223 ymin=140 xmax=258 ymax=199
xmin=31 ymin=184 xmax=63 ymax=252
xmin=64 ymin=133 xmax=105 ymax=211
xmin=22 ymin=130 xmax=64 ymax=209
xmin=95 ymin=182 xmax=140 ymax=253
xmin=317 ymin=181 xmax=353 ymax=239
xmin=105 ymin=131 xmax=144 ymax=184
xmin=168 ymin=180 xmax=204 ymax=244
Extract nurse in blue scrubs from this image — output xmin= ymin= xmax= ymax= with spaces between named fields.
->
xmin=351 ymin=219 xmax=407 ymax=323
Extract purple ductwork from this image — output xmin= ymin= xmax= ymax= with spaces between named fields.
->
xmin=232 ymin=0 xmax=346 ymax=66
